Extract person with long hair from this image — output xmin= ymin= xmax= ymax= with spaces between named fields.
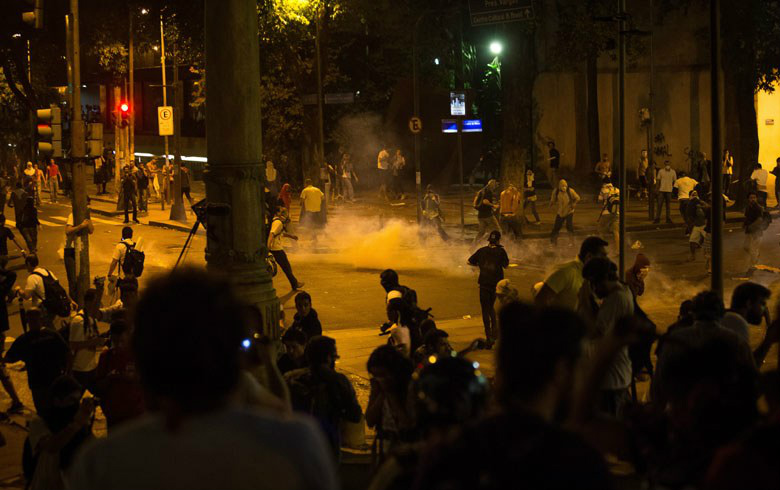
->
xmin=722 ymin=149 xmax=734 ymax=197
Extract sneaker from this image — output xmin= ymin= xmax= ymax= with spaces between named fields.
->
xmin=293 ymin=282 xmax=305 ymax=291
xmin=7 ymin=401 xmax=24 ymax=415
xmin=133 ymin=219 xmax=140 ymax=224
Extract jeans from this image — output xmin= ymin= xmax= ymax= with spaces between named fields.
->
xmin=124 ymin=192 xmax=138 ymax=222
xmin=49 ymin=179 xmax=59 ymax=203
xmin=479 ymin=287 xmax=498 ymax=341
xmin=473 ymin=215 xmax=500 ymax=244
xmin=744 ymin=231 xmax=762 ymax=269
xmin=499 ymin=214 xmax=522 ymax=240
xmin=270 ymin=250 xmax=300 ymax=289
xmin=656 ymin=192 xmax=672 ymax=222
xmin=342 ymin=177 xmax=354 ymax=201
xmin=523 ymin=199 xmax=540 ymax=222
xmin=723 ymin=174 xmax=732 ymax=196
xmin=19 ymin=226 xmax=37 ymax=252
xmin=550 ymin=213 xmax=574 ymax=244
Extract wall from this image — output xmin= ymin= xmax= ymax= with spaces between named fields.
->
xmin=756 ymin=85 xmax=780 ymax=168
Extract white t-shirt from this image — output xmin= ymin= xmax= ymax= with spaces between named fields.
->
xmin=751 ymin=168 xmax=769 ymax=190
xmin=657 ymin=168 xmax=677 ymax=193
xmin=69 ymin=311 xmax=100 ymax=373
xmin=674 ymin=176 xmax=698 ymax=199
xmin=112 ymin=239 xmax=136 ymax=269
xmin=268 ymin=219 xmax=285 ymax=251
xmin=67 ymin=407 xmax=339 ymax=490
xmin=377 ymin=150 xmax=390 ymax=170
xmin=25 ymin=268 xmax=57 ymax=307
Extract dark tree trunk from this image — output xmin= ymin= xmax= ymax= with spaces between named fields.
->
xmin=574 ymin=63 xmax=591 ymax=174
xmin=733 ymin=73 xmax=759 ymax=208
xmin=586 ymin=51 xmax=601 ymax=168
xmin=501 ymin=28 xmax=536 ymax=186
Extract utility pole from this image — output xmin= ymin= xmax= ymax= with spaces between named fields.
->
xmin=160 ymin=15 xmax=170 ymax=166
xmin=205 ymin=0 xmax=279 ymax=335
xmin=617 ymin=0 xmax=627 ymax=280
xmin=169 ymin=41 xmax=186 ymax=222
xmin=128 ymin=7 xmax=135 ymax=163
xmin=27 ymin=40 xmax=35 ymax=164
xmin=412 ymin=15 xmax=425 ymax=224
xmin=69 ymin=0 xmax=90 ymax=304
xmin=710 ymin=0 xmax=723 ymax=297
xmin=648 ymin=0 xmax=655 ymax=220
xmin=315 ymin=7 xmax=326 ymax=192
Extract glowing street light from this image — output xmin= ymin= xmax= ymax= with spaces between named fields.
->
xmin=489 ymin=41 xmax=503 ymax=55
xmin=434 ymin=57 xmax=440 ymax=65
xmin=140 ymin=8 xmax=149 ymax=15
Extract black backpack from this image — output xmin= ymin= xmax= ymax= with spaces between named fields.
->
xmin=121 ymin=242 xmax=145 ymax=277
xmin=32 ymin=270 xmax=71 ymax=317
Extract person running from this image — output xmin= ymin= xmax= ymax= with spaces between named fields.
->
xmin=686 ymin=191 xmax=708 ymax=262
xmin=180 ymin=164 xmax=194 ymax=206
xmin=549 ymin=179 xmax=580 ymax=245
xmin=18 ymin=196 xmax=40 ymax=253
xmin=268 ymin=208 xmax=304 ymax=291
xmin=47 ymin=159 xmax=61 ymax=203
xmin=743 ymin=191 xmax=766 ymax=276
xmin=468 ymin=230 xmax=509 ymax=348
xmin=499 ymin=182 xmax=522 ymax=242
xmin=0 ymin=214 xmax=26 ymax=269
xmin=523 ymin=168 xmax=541 ymax=224
xmin=472 ymin=179 xmax=500 ymax=245
xmin=674 ymin=171 xmax=698 ymax=233
xmin=654 ymin=160 xmax=676 ymax=224
xmin=421 ymin=185 xmax=449 ymax=241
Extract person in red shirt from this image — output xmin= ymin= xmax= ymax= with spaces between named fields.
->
xmin=95 ymin=319 xmax=145 ymax=430
xmin=47 ymin=159 xmax=62 ymax=203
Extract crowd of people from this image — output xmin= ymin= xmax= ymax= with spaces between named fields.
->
xmin=0 ymin=226 xmax=777 ymax=489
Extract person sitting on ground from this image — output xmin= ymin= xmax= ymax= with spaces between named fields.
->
xmin=366 ymin=345 xmax=416 ymax=460
xmin=94 ymin=319 xmax=145 ymax=430
xmin=26 ymin=376 xmax=96 ymax=490
xmin=285 ymin=335 xmax=362 ymax=457
xmin=290 ymin=291 xmax=322 ymax=340
xmin=414 ymin=303 xmax=613 ymax=490
xmin=411 ymin=329 xmax=482 ymax=367
xmin=68 ymin=268 xmax=338 ymax=490
xmin=277 ymin=328 xmax=308 ymax=375
xmin=368 ymin=356 xmax=488 ymax=490
xmin=535 ymin=236 xmax=608 ymax=310
xmin=4 ymin=308 xmax=69 ymax=416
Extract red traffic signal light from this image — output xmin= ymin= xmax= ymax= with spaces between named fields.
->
xmin=120 ymin=102 xmax=129 ymax=113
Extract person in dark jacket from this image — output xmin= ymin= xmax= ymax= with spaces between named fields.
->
xmin=291 ymin=291 xmax=322 ymax=340
xmin=18 ymin=197 xmax=40 ymax=253
xmin=468 ymin=230 xmax=509 ymax=348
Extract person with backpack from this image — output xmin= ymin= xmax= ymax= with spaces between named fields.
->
xmin=268 ymin=207 xmax=304 ymax=291
xmin=284 ymin=336 xmax=362 ymax=457
xmin=744 ymin=191 xmax=768 ymax=276
xmin=121 ymin=167 xmax=139 ymax=224
xmin=468 ymin=230 xmax=509 ymax=348
xmin=549 ymin=179 xmax=581 ymax=246
xmin=472 ymin=179 xmax=500 ymax=245
xmin=107 ymin=226 xmax=138 ymax=279
xmin=16 ymin=255 xmax=75 ymax=328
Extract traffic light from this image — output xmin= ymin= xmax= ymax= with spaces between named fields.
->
xmin=36 ymin=105 xmax=62 ymax=157
xmin=118 ymin=101 xmax=130 ymax=128
xmin=22 ymin=0 xmax=44 ymax=29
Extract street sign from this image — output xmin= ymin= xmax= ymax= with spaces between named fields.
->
xmin=462 ymin=119 xmax=483 ymax=132
xmin=450 ymin=92 xmax=466 ymax=116
xmin=324 ymin=92 xmax=354 ymax=104
xmin=468 ymin=0 xmax=534 ymax=27
xmin=441 ymin=119 xmax=458 ymax=133
xmin=158 ymin=106 xmax=174 ymax=136
xmin=409 ymin=116 xmax=423 ymax=134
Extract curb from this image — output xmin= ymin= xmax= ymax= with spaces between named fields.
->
xmin=147 ymin=220 xmax=197 ymax=233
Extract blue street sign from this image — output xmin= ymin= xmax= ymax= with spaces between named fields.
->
xmin=462 ymin=119 xmax=483 ymax=133
xmin=441 ymin=119 xmax=458 ymax=133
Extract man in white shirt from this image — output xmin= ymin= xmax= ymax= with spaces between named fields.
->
xmin=654 ymin=161 xmax=677 ymax=224
xmin=68 ymin=269 xmax=338 ymax=490
xmin=377 ymin=145 xmax=390 ymax=201
xmin=15 ymin=254 xmax=75 ymax=327
xmin=751 ymin=163 xmax=769 ymax=206
xmin=68 ymin=288 xmax=104 ymax=394
xmin=673 ymin=171 xmax=698 ymax=231
xmin=108 ymin=226 xmax=136 ymax=278
xmin=268 ymin=208 xmax=304 ymax=291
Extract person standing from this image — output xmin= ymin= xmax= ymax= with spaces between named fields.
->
xmin=499 ymin=182 xmax=522 ymax=241
xmin=472 ymin=179 xmax=500 ymax=245
xmin=33 ymin=163 xmax=46 ymax=206
xmin=751 ymin=163 xmax=769 ymax=207
xmin=268 ymin=208 xmax=304 ymax=291
xmin=300 ymin=179 xmax=325 ymax=236
xmin=136 ymin=163 xmax=150 ymax=213
xmin=340 ymin=153 xmax=357 ymax=203
xmin=743 ymin=191 xmax=766 ymax=276
xmin=391 ymin=149 xmax=406 ymax=200
xmin=654 ymin=160 xmax=676 ymax=224
xmin=523 ymin=169 xmax=541 ymax=224
xmin=107 ymin=226 xmax=136 ymax=279
xmin=548 ymin=141 xmax=561 ymax=185
xmin=637 ymin=150 xmax=649 ymax=199
xmin=722 ymin=149 xmax=734 ymax=197
xmin=772 ymin=157 xmax=780 ymax=207
xmin=68 ymin=288 xmax=105 ymax=395
xmin=594 ymin=153 xmax=611 ymax=197
xmin=18 ymin=196 xmax=40 ymax=253
xmin=121 ymin=167 xmax=139 ymax=224
xmin=468 ymin=230 xmax=509 ymax=348
xmin=47 ymin=159 xmax=61 ymax=203
xmin=549 ymin=179 xmax=580 ymax=246
xmin=597 ymin=180 xmax=620 ymax=248
xmin=377 ymin=145 xmax=391 ymax=201
xmin=686 ymin=191 xmax=708 ymax=262
xmin=673 ymin=171 xmax=698 ymax=233
xmin=162 ymin=160 xmax=174 ymax=205
xmin=180 ymin=164 xmax=194 ymax=206
xmin=646 ymin=159 xmax=659 ymax=220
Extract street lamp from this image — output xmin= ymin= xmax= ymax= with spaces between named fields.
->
xmin=489 ymin=41 xmax=503 ymax=55
xmin=140 ymin=8 xmax=149 ymax=14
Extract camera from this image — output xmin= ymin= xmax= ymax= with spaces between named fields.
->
xmin=378 ymin=322 xmax=393 ymax=336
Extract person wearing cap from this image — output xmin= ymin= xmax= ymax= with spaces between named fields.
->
xmin=468 ymin=230 xmax=509 ymax=348
xmin=495 ymin=278 xmax=520 ymax=314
